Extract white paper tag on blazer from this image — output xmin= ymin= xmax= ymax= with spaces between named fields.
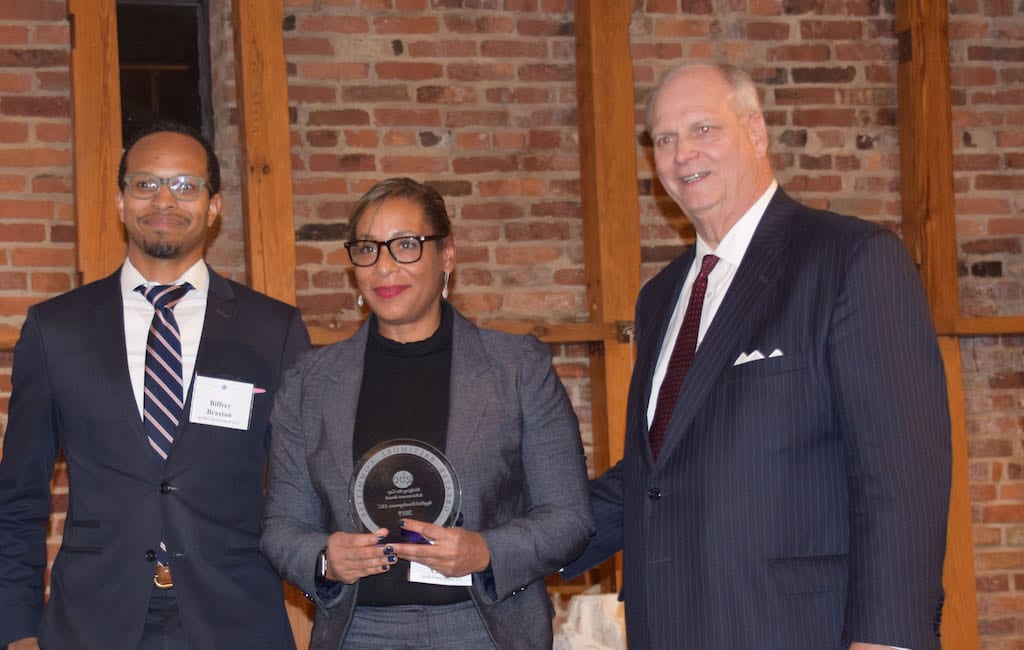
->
xmin=408 ymin=561 xmax=472 ymax=586
xmin=189 ymin=375 xmax=254 ymax=430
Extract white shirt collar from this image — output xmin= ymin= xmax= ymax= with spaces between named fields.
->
xmin=120 ymin=258 xmax=210 ymax=296
xmin=693 ymin=179 xmax=778 ymax=266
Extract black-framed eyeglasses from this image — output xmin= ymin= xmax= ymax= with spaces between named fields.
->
xmin=344 ymin=234 xmax=448 ymax=267
xmin=123 ymin=174 xmax=209 ymax=201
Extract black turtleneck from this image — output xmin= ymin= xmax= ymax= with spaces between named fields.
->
xmin=352 ymin=302 xmax=469 ymax=606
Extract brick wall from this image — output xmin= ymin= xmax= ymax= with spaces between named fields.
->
xmin=0 ymin=0 xmax=1021 ymax=646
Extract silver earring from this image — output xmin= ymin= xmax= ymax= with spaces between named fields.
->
xmin=442 ymin=272 xmax=450 ymax=300
xmin=356 ymin=294 xmax=364 ymax=308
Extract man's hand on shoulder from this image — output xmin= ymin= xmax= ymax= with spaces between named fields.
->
xmin=8 ymin=637 xmax=41 ymax=650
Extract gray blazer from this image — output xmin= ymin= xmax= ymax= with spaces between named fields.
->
xmin=261 ymin=307 xmax=594 ymax=650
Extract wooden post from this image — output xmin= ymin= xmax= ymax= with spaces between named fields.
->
xmin=895 ymin=1 xmax=980 ymax=647
xmin=232 ymin=0 xmax=298 ymax=304
xmin=232 ymin=1 xmax=309 ymax=642
xmin=67 ymin=0 xmax=124 ymax=284
xmin=574 ymin=0 xmax=641 ymax=590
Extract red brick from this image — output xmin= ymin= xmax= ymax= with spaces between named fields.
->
xmin=288 ymin=85 xmax=338 ymax=103
xmin=447 ymin=62 xmax=515 ymax=82
xmin=379 ymin=155 xmax=449 ymax=174
xmin=373 ymin=109 xmax=441 ymax=127
xmin=343 ymin=129 xmax=379 ymax=148
xmin=0 ymin=96 xmax=68 ymax=118
xmin=35 ymin=122 xmax=70 ymax=143
xmin=443 ymin=16 xmax=511 ymax=36
xmin=406 ymin=39 xmax=477 ymax=58
xmin=0 ymin=223 xmax=45 ymax=241
xmin=372 ymin=16 xmax=438 ymax=34
xmin=480 ymin=40 xmax=547 ymax=58
xmin=296 ymin=15 xmax=368 ymax=33
xmin=299 ymin=62 xmax=369 ymax=81
xmin=380 ymin=130 xmax=417 ymax=146
xmin=444 ymin=110 xmax=510 ymax=129
xmin=417 ymin=85 xmax=478 ymax=104
xmin=30 ymin=272 xmax=71 ymax=293
xmin=792 ymin=109 xmax=858 ymax=128
xmin=0 ymin=147 xmax=71 ymax=168
xmin=0 ymin=26 xmax=28 ymax=45
xmin=767 ymin=45 xmax=832 ymax=62
xmin=0 ymin=0 xmax=64 ymax=21
xmin=0 ymin=200 xmax=53 ymax=219
xmin=284 ymin=37 xmax=334 ymax=56
xmin=977 ymin=175 xmax=1024 ymax=192
xmin=308 ymin=153 xmax=375 ymax=173
xmin=374 ymin=61 xmax=443 ymax=81
xmin=0 ymin=272 xmax=27 ymax=290
xmin=745 ymin=21 xmax=790 ymax=40
xmin=462 ymin=202 xmax=525 ymax=221
xmin=0 ymin=121 xmax=29 ymax=143
xmin=451 ymin=156 xmax=517 ymax=175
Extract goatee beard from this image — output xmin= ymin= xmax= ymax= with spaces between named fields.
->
xmin=142 ymin=240 xmax=182 ymax=259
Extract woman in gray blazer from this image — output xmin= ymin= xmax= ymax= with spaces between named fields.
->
xmin=261 ymin=177 xmax=594 ymax=649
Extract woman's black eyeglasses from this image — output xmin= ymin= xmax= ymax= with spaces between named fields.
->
xmin=344 ymin=234 xmax=447 ymax=267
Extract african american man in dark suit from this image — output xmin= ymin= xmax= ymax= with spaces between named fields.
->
xmin=0 ymin=123 xmax=309 ymax=649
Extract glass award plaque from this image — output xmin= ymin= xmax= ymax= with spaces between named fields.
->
xmin=350 ymin=439 xmax=461 ymax=544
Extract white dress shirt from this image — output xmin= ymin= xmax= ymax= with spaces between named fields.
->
xmin=646 ymin=180 xmax=777 ymax=427
xmin=121 ymin=259 xmax=209 ymax=420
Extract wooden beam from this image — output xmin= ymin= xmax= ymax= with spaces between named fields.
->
xmin=232 ymin=1 xmax=307 ymax=641
xmin=573 ymin=0 xmax=642 ymax=592
xmin=232 ymin=0 xmax=298 ymax=304
xmin=574 ymin=0 xmax=641 ymax=473
xmin=895 ymin=0 xmax=960 ymax=329
xmin=896 ymin=1 xmax=980 ymax=647
xmin=946 ymin=316 xmax=1024 ymax=337
xmin=67 ymin=0 xmax=124 ymax=284
xmin=938 ymin=336 xmax=982 ymax=649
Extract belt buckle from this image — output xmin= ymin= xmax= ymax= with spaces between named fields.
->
xmin=153 ymin=564 xmax=174 ymax=589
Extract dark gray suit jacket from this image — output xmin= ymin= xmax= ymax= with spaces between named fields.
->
xmin=261 ymin=308 xmax=594 ymax=650
xmin=0 ymin=266 xmax=309 ymax=649
xmin=565 ymin=188 xmax=951 ymax=649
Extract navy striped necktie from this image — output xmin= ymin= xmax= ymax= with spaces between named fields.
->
xmin=136 ymin=283 xmax=193 ymax=462
xmin=649 ymin=254 xmax=719 ymax=460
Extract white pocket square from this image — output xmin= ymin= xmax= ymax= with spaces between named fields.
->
xmin=733 ymin=348 xmax=783 ymax=366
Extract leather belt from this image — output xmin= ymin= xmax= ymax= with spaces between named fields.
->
xmin=154 ymin=564 xmax=174 ymax=589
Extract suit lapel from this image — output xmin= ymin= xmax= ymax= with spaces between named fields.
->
xmin=654 ymin=189 xmax=797 ymax=466
xmin=319 ymin=323 xmax=368 ymax=483
xmin=632 ymin=249 xmax=695 ymax=466
xmin=170 ymin=268 xmax=236 ymax=457
xmin=192 ymin=269 xmax=237 ymax=378
xmin=445 ymin=312 xmax=491 ymax=469
xmin=90 ymin=269 xmax=157 ymax=463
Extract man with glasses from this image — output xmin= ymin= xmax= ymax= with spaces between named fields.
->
xmin=0 ymin=122 xmax=309 ymax=649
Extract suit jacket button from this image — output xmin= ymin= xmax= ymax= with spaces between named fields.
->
xmin=647 ymin=487 xmax=661 ymax=500
xmin=160 ymin=482 xmax=173 ymax=494
xmin=145 ymin=549 xmax=157 ymax=562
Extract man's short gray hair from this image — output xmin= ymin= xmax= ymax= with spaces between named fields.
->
xmin=645 ymin=62 xmax=764 ymax=131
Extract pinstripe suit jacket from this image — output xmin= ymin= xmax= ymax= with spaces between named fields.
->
xmin=260 ymin=307 xmax=594 ymax=650
xmin=565 ymin=188 xmax=951 ymax=649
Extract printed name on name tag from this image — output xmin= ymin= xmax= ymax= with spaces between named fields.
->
xmin=189 ymin=375 xmax=255 ymax=430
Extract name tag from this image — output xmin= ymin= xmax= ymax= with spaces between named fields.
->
xmin=408 ymin=561 xmax=472 ymax=587
xmin=189 ymin=375 xmax=254 ymax=430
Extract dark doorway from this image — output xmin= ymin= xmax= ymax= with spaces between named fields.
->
xmin=117 ymin=0 xmax=213 ymax=145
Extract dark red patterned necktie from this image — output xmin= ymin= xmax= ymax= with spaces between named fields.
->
xmin=648 ymin=254 xmax=719 ymax=460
